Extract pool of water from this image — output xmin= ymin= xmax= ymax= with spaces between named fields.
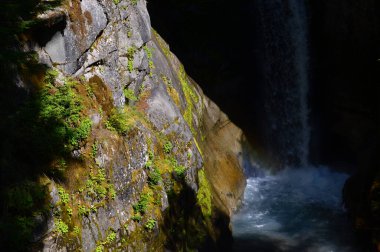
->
xmin=232 ymin=166 xmax=359 ymax=252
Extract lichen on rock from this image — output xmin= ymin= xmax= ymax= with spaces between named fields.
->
xmin=0 ymin=0 xmax=248 ymax=251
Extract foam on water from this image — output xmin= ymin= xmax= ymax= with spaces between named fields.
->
xmin=232 ymin=167 xmax=358 ymax=251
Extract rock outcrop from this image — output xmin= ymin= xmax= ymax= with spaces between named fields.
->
xmin=0 ymin=0 xmax=246 ymax=251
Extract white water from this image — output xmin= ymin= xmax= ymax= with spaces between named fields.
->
xmin=257 ymin=0 xmax=311 ymax=167
xmin=232 ymin=167 xmax=357 ymax=251
xmin=232 ymin=1 xmax=358 ymax=250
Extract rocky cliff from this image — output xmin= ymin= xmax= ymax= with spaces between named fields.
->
xmin=0 ymin=0 xmax=246 ymax=251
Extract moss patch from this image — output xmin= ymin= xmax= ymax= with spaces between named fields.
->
xmin=197 ymin=169 xmax=212 ymax=218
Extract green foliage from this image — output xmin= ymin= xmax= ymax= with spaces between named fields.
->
xmin=78 ymin=205 xmax=90 ymax=217
xmin=73 ymin=226 xmax=81 ymax=235
xmin=143 ymin=46 xmax=153 ymax=59
xmin=91 ymin=141 xmax=99 ymax=158
xmin=109 ymin=185 xmax=116 ymax=200
xmin=124 ymin=88 xmax=138 ymax=102
xmin=127 ymin=47 xmax=136 ymax=59
xmin=167 ymin=157 xmax=187 ymax=178
xmin=106 ymin=109 xmax=130 ymax=135
xmin=197 ymin=169 xmax=212 ymax=217
xmin=106 ymin=230 xmax=117 ymax=244
xmin=95 ymin=245 xmax=104 ymax=252
xmin=148 ymin=168 xmax=162 ymax=186
xmin=113 ymin=0 xmax=120 ymax=5
xmin=131 ymin=214 xmax=142 ymax=222
xmin=58 ymin=187 xmax=70 ymax=205
xmin=131 ymin=0 xmax=138 ymax=6
xmin=145 ymin=219 xmax=156 ymax=231
xmin=55 ymin=219 xmax=69 ymax=235
xmin=1 ymin=181 xmax=48 ymax=250
xmin=133 ymin=193 xmax=149 ymax=214
xmin=37 ymin=75 xmax=92 ymax=151
xmin=174 ymin=165 xmax=187 ymax=178
xmin=128 ymin=60 xmax=134 ymax=72
xmin=164 ymin=141 xmax=173 ymax=154
xmin=66 ymin=207 xmax=73 ymax=217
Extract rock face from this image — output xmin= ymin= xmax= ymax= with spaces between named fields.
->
xmin=7 ymin=0 xmax=246 ymax=251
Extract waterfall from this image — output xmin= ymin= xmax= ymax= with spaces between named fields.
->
xmin=258 ymin=0 xmax=310 ymax=168
xmin=232 ymin=1 xmax=358 ymax=251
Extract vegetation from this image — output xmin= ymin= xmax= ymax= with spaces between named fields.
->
xmin=55 ymin=219 xmax=69 ymax=235
xmin=145 ymin=219 xmax=156 ymax=231
xmin=124 ymin=88 xmax=138 ymax=102
xmin=164 ymin=141 xmax=173 ymax=154
xmin=178 ymin=65 xmax=198 ymax=135
xmin=148 ymin=167 xmax=162 ymax=186
xmin=106 ymin=109 xmax=130 ymax=135
xmin=196 ymin=169 xmax=212 ymax=217
xmin=133 ymin=193 xmax=150 ymax=215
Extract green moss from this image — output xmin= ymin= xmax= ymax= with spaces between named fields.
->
xmin=127 ymin=47 xmax=136 ymax=60
xmin=124 ymin=88 xmax=138 ymax=102
xmin=178 ymin=65 xmax=199 ymax=135
xmin=128 ymin=59 xmax=134 ymax=73
xmin=196 ymin=169 xmax=212 ymax=218
xmin=113 ymin=0 xmax=120 ymax=5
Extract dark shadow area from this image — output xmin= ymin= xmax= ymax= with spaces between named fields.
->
xmin=0 ymin=1 xmax=89 ymax=251
xmin=147 ymin=0 xmax=264 ymax=146
xmin=162 ymin=176 xmax=233 ymax=252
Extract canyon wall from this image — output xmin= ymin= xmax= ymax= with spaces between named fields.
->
xmin=0 ymin=0 xmax=246 ymax=251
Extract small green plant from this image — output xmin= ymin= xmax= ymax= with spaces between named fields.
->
xmin=78 ymin=205 xmax=90 ymax=217
xmin=106 ymin=230 xmax=117 ymax=244
xmin=131 ymin=214 xmax=142 ymax=222
xmin=113 ymin=0 xmax=120 ymax=5
xmin=106 ymin=109 xmax=130 ymax=135
xmin=145 ymin=151 xmax=154 ymax=169
xmin=128 ymin=60 xmax=134 ymax=72
xmin=143 ymin=46 xmax=153 ymax=59
xmin=148 ymin=167 xmax=161 ymax=186
xmin=133 ymin=193 xmax=149 ymax=214
xmin=145 ymin=219 xmax=156 ymax=231
xmin=58 ymin=187 xmax=69 ymax=204
xmin=164 ymin=141 xmax=173 ymax=154
xmin=91 ymin=141 xmax=99 ymax=158
xmin=174 ymin=165 xmax=187 ymax=178
xmin=127 ymin=47 xmax=136 ymax=59
xmin=66 ymin=207 xmax=73 ymax=217
xmin=131 ymin=0 xmax=138 ymax=6
xmin=95 ymin=245 xmax=104 ymax=252
xmin=55 ymin=219 xmax=69 ymax=234
xmin=127 ymin=30 xmax=133 ymax=38
xmin=73 ymin=226 xmax=81 ymax=235
xmin=109 ymin=185 xmax=116 ymax=200
xmin=124 ymin=88 xmax=138 ymax=102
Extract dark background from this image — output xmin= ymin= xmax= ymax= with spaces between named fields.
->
xmin=147 ymin=0 xmax=380 ymax=171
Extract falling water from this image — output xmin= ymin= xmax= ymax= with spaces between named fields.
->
xmin=258 ymin=0 xmax=310 ymax=168
xmin=232 ymin=1 xmax=358 ymax=251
